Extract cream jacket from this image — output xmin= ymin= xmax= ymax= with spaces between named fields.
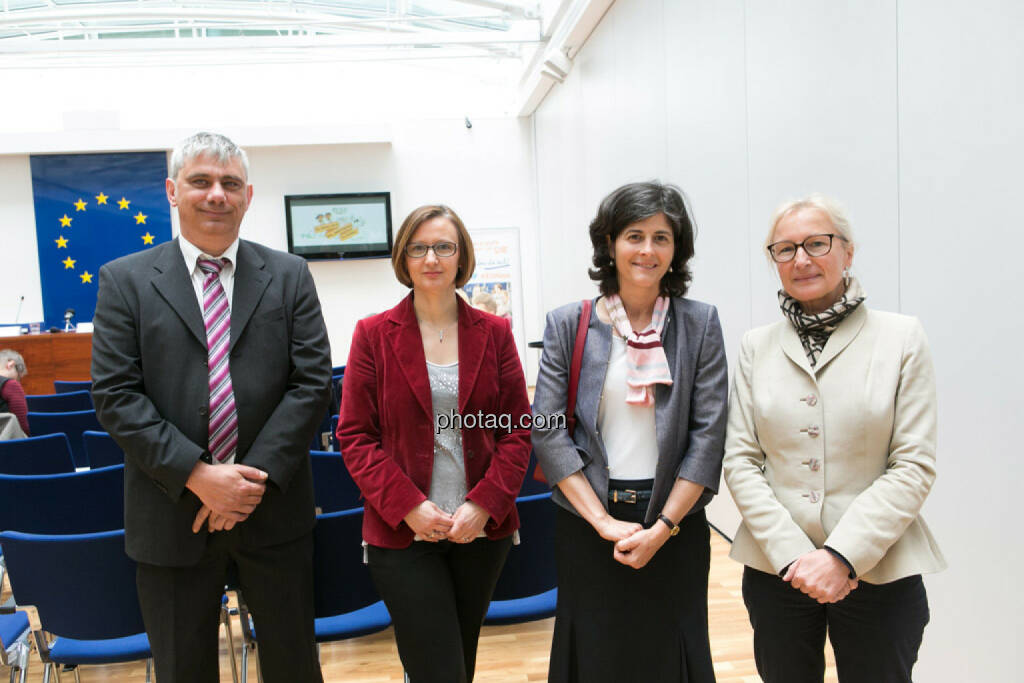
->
xmin=723 ymin=305 xmax=946 ymax=584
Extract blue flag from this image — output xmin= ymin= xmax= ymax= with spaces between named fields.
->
xmin=31 ymin=152 xmax=172 ymax=329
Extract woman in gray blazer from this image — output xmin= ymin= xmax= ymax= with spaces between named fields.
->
xmin=532 ymin=182 xmax=728 ymax=683
xmin=723 ymin=194 xmax=945 ymax=683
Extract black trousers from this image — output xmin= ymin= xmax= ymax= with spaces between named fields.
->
xmin=136 ymin=529 xmax=323 ymax=683
xmin=367 ymin=536 xmax=513 ymax=683
xmin=742 ymin=566 xmax=930 ymax=683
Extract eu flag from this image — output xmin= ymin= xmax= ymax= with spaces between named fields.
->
xmin=30 ymin=152 xmax=172 ymax=329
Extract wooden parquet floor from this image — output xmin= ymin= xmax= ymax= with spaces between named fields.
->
xmin=1 ymin=529 xmax=836 ymax=682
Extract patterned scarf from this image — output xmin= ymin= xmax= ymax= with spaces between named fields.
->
xmin=779 ymin=276 xmax=865 ymax=367
xmin=604 ymin=294 xmax=673 ymax=406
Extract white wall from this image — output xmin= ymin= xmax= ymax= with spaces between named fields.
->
xmin=533 ymin=0 xmax=1024 ymax=679
xmin=0 ymin=117 xmax=539 ymax=370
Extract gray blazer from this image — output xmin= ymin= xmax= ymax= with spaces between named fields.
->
xmin=532 ymin=297 xmax=728 ymax=524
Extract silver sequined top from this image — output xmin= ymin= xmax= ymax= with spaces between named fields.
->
xmin=426 ymin=361 xmax=467 ymax=515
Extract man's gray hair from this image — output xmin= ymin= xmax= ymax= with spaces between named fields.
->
xmin=0 ymin=349 xmax=27 ymax=379
xmin=169 ymin=131 xmax=249 ymax=182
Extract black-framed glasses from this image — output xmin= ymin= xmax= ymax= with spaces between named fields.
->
xmin=766 ymin=233 xmax=847 ymax=263
xmin=405 ymin=241 xmax=458 ymax=258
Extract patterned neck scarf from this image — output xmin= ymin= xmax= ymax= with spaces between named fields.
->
xmin=779 ymin=276 xmax=865 ymax=367
xmin=603 ymin=294 xmax=673 ymax=406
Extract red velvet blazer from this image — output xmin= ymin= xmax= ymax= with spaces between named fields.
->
xmin=337 ymin=293 xmax=531 ymax=548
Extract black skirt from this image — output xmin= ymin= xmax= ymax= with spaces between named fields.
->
xmin=548 ymin=497 xmax=715 ymax=683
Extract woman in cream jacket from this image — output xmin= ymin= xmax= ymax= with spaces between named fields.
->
xmin=723 ymin=194 xmax=945 ymax=683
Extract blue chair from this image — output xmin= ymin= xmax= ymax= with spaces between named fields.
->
xmin=0 ymin=529 xmax=152 ymax=682
xmin=24 ymin=391 xmax=93 ymax=413
xmin=82 ymin=431 xmax=124 ymax=469
xmin=0 ymin=610 xmax=30 ymax=683
xmin=310 ymin=450 xmax=362 ymax=513
xmin=53 ymin=381 xmax=91 ymax=394
xmin=26 ymin=410 xmax=102 ymax=469
xmin=0 ymin=434 xmax=75 ymax=475
xmin=0 ymin=466 xmax=125 ymax=536
xmin=236 ymin=507 xmax=390 ymax=680
xmin=485 ymin=493 xmax=558 ymax=625
xmin=519 ymin=449 xmax=550 ymax=496
xmin=331 ymin=365 xmax=346 ymax=376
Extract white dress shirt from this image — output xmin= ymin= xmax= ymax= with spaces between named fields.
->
xmin=178 ymin=235 xmax=239 ymax=312
xmin=179 ymin=235 xmax=240 ymax=464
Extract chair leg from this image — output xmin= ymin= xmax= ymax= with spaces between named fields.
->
xmin=41 ymin=662 xmax=50 ymax=683
xmin=255 ymin=651 xmax=263 ymax=683
xmin=145 ymin=658 xmax=152 ymax=683
xmin=241 ymin=643 xmax=248 ymax=682
xmin=222 ymin=601 xmax=239 ymax=683
xmin=73 ymin=666 xmax=81 ymax=683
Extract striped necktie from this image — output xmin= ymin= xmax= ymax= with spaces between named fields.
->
xmin=198 ymin=258 xmax=238 ymax=463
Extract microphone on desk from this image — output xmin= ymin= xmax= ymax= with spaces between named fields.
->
xmin=63 ymin=308 xmax=76 ymax=333
xmin=14 ymin=295 xmax=24 ymax=324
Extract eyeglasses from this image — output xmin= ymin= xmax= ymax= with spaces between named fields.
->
xmin=405 ymin=241 xmax=458 ymax=258
xmin=766 ymin=233 xmax=847 ymax=263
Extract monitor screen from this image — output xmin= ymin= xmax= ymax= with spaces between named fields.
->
xmin=284 ymin=192 xmax=393 ymax=260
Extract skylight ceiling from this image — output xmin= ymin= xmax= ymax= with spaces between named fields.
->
xmin=0 ymin=0 xmax=544 ymax=67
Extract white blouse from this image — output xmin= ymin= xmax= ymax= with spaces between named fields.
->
xmin=598 ymin=335 xmax=659 ymax=480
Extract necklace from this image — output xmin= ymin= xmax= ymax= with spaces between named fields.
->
xmin=421 ymin=319 xmax=457 ymax=343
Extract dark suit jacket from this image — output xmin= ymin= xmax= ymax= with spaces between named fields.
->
xmin=91 ymin=238 xmax=332 ymax=566
xmin=532 ymin=297 xmax=729 ymax=525
xmin=337 ymin=294 xmax=531 ymax=549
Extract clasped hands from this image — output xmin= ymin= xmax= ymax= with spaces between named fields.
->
xmin=784 ymin=549 xmax=859 ymax=603
xmin=404 ymin=500 xmax=489 ymax=543
xmin=187 ymin=461 xmax=269 ymax=533
xmin=594 ymin=515 xmax=666 ymax=570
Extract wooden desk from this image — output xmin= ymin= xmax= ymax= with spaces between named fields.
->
xmin=0 ymin=333 xmax=92 ymax=395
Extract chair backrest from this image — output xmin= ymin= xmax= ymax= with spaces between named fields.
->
xmin=490 ymin=493 xmax=557 ymax=601
xmin=0 ymin=528 xmax=145 ymax=640
xmin=0 ymin=465 xmax=125 ymax=535
xmin=310 ymin=450 xmax=362 ymax=513
xmin=312 ymin=508 xmax=380 ymax=619
xmin=82 ymin=430 xmax=125 ymax=468
xmin=331 ymin=365 xmax=346 ymax=376
xmin=26 ymin=409 xmax=102 ymax=468
xmin=25 ymin=390 xmax=93 ymax=413
xmin=53 ymin=380 xmax=92 ymax=394
xmin=0 ymin=433 xmax=75 ymax=475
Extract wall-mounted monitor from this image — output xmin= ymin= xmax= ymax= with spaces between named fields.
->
xmin=284 ymin=192 xmax=393 ymax=260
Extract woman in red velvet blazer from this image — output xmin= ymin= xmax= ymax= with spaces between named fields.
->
xmin=337 ymin=204 xmax=531 ymax=683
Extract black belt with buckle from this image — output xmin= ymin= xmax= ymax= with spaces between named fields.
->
xmin=608 ymin=488 xmax=653 ymax=504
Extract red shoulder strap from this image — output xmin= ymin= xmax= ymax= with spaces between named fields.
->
xmin=565 ymin=298 xmax=592 ymax=437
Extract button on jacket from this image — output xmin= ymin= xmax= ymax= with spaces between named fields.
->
xmin=337 ymin=294 xmax=531 ymax=548
xmin=723 ymin=304 xmax=946 ymax=584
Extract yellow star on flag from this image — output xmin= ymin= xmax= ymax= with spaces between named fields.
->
xmin=141 ymin=232 xmax=155 ymax=245
xmin=73 ymin=199 xmax=87 ymax=212
xmin=118 ymin=197 xmax=131 ymax=210
xmin=55 ymin=236 xmax=69 ymax=248
xmin=62 ymin=256 xmax=76 ymax=269
xmin=80 ymin=271 xmax=93 ymax=284
xmin=134 ymin=211 xmax=148 ymax=225
xmin=59 ymin=214 xmax=72 ymax=227
xmin=95 ymin=192 xmax=109 ymax=205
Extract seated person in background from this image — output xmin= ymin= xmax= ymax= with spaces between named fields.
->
xmin=0 ymin=349 xmax=29 ymax=437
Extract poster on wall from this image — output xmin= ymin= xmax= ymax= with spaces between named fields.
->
xmin=462 ymin=227 xmax=526 ymax=367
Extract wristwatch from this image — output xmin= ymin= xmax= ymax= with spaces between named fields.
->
xmin=657 ymin=514 xmax=679 ymax=536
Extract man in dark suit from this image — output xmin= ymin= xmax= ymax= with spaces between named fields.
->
xmin=92 ymin=132 xmax=331 ymax=682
